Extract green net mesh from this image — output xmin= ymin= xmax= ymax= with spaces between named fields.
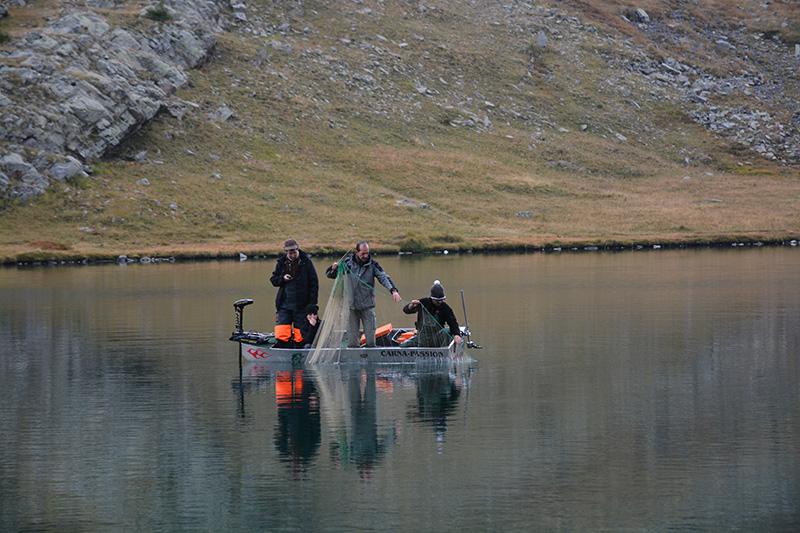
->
xmin=306 ymin=261 xmax=352 ymax=364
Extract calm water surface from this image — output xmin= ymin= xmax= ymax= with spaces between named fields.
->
xmin=1 ymin=249 xmax=798 ymax=531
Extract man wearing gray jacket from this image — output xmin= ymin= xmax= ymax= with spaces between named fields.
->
xmin=326 ymin=240 xmax=402 ymax=347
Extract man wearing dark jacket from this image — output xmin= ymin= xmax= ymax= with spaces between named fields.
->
xmin=270 ymin=238 xmax=319 ymax=347
xmin=326 ymin=240 xmax=402 ymax=348
xmin=402 ymin=280 xmax=462 ymax=347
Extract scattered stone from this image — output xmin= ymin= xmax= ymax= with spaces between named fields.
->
xmin=208 ymin=106 xmax=235 ymax=122
xmin=239 ymin=252 xmax=248 ymax=261
xmin=516 ymin=210 xmax=533 ymax=218
xmin=137 ymin=178 xmax=150 ymax=186
xmin=270 ymin=40 xmax=293 ymax=53
xmin=395 ymin=198 xmax=429 ymax=209
xmin=536 ymin=31 xmax=548 ymax=48
xmin=634 ymin=9 xmax=650 ymax=24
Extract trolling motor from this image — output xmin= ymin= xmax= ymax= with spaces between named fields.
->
xmin=232 ymin=298 xmax=254 ymax=336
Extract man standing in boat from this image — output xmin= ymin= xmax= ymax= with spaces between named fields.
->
xmin=270 ymin=238 xmax=319 ymax=348
xmin=326 ymin=240 xmax=402 ymax=348
xmin=402 ymin=280 xmax=462 ymax=347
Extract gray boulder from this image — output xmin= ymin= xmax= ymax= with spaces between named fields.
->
xmin=49 ymin=156 xmax=85 ymax=181
xmin=0 ymin=153 xmax=49 ymax=200
xmin=536 ymin=31 xmax=548 ymax=48
xmin=50 ymin=12 xmax=110 ymax=37
xmin=209 ymin=105 xmax=235 ymax=122
xmin=65 ymin=93 xmax=111 ymax=125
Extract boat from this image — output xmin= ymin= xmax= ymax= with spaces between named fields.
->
xmin=229 ymin=298 xmax=472 ymax=365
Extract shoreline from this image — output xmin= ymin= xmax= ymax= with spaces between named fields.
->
xmin=3 ymin=236 xmax=798 ymax=268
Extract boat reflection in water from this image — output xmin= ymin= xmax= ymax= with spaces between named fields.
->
xmin=273 ymin=370 xmax=321 ymax=476
xmin=407 ymin=367 xmax=472 ymax=453
xmin=322 ymin=367 xmax=398 ymax=479
xmin=233 ymin=361 xmax=476 ymax=477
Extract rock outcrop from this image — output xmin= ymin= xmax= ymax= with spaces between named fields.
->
xmin=0 ymin=1 xmax=226 ymax=201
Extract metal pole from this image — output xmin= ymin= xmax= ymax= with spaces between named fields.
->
xmin=460 ymin=289 xmax=471 ymax=344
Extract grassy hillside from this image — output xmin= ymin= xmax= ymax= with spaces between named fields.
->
xmin=1 ymin=0 xmax=799 ymax=263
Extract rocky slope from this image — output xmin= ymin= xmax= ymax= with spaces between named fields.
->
xmin=1 ymin=0 xmax=223 ymax=200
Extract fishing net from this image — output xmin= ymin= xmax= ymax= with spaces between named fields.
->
xmin=407 ymin=304 xmax=454 ymax=348
xmin=306 ymin=257 xmax=458 ymax=364
xmin=306 ymin=261 xmax=353 ymax=364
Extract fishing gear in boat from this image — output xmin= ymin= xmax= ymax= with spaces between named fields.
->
xmin=460 ymin=289 xmax=482 ymax=349
xmin=230 ymin=298 xmax=272 ymax=343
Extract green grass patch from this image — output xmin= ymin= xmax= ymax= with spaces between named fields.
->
xmin=144 ymin=4 xmax=172 ymax=23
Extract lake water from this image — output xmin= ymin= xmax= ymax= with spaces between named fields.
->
xmin=1 ymin=248 xmax=798 ymax=531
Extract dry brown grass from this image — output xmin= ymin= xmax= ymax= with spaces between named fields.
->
xmin=0 ymin=0 xmax=61 ymax=42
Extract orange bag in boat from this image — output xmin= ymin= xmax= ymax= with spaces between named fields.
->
xmin=360 ymin=323 xmax=392 ymax=346
xmin=395 ymin=330 xmax=416 ymax=344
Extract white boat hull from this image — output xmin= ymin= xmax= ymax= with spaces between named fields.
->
xmin=238 ymin=340 xmax=465 ymax=365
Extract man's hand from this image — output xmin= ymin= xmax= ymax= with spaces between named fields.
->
xmin=307 ymin=313 xmax=318 ymax=326
xmin=454 ymin=335 xmax=463 ymax=345
xmin=330 ymin=261 xmax=338 ymax=270
xmin=409 ymin=299 xmax=420 ymax=308
xmin=392 ymin=291 xmax=402 ymax=303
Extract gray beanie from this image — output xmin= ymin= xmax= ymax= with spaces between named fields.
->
xmin=430 ymin=280 xmax=446 ymax=301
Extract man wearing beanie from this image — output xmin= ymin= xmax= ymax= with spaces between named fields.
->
xmin=270 ymin=238 xmax=319 ymax=347
xmin=402 ymin=280 xmax=462 ymax=347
